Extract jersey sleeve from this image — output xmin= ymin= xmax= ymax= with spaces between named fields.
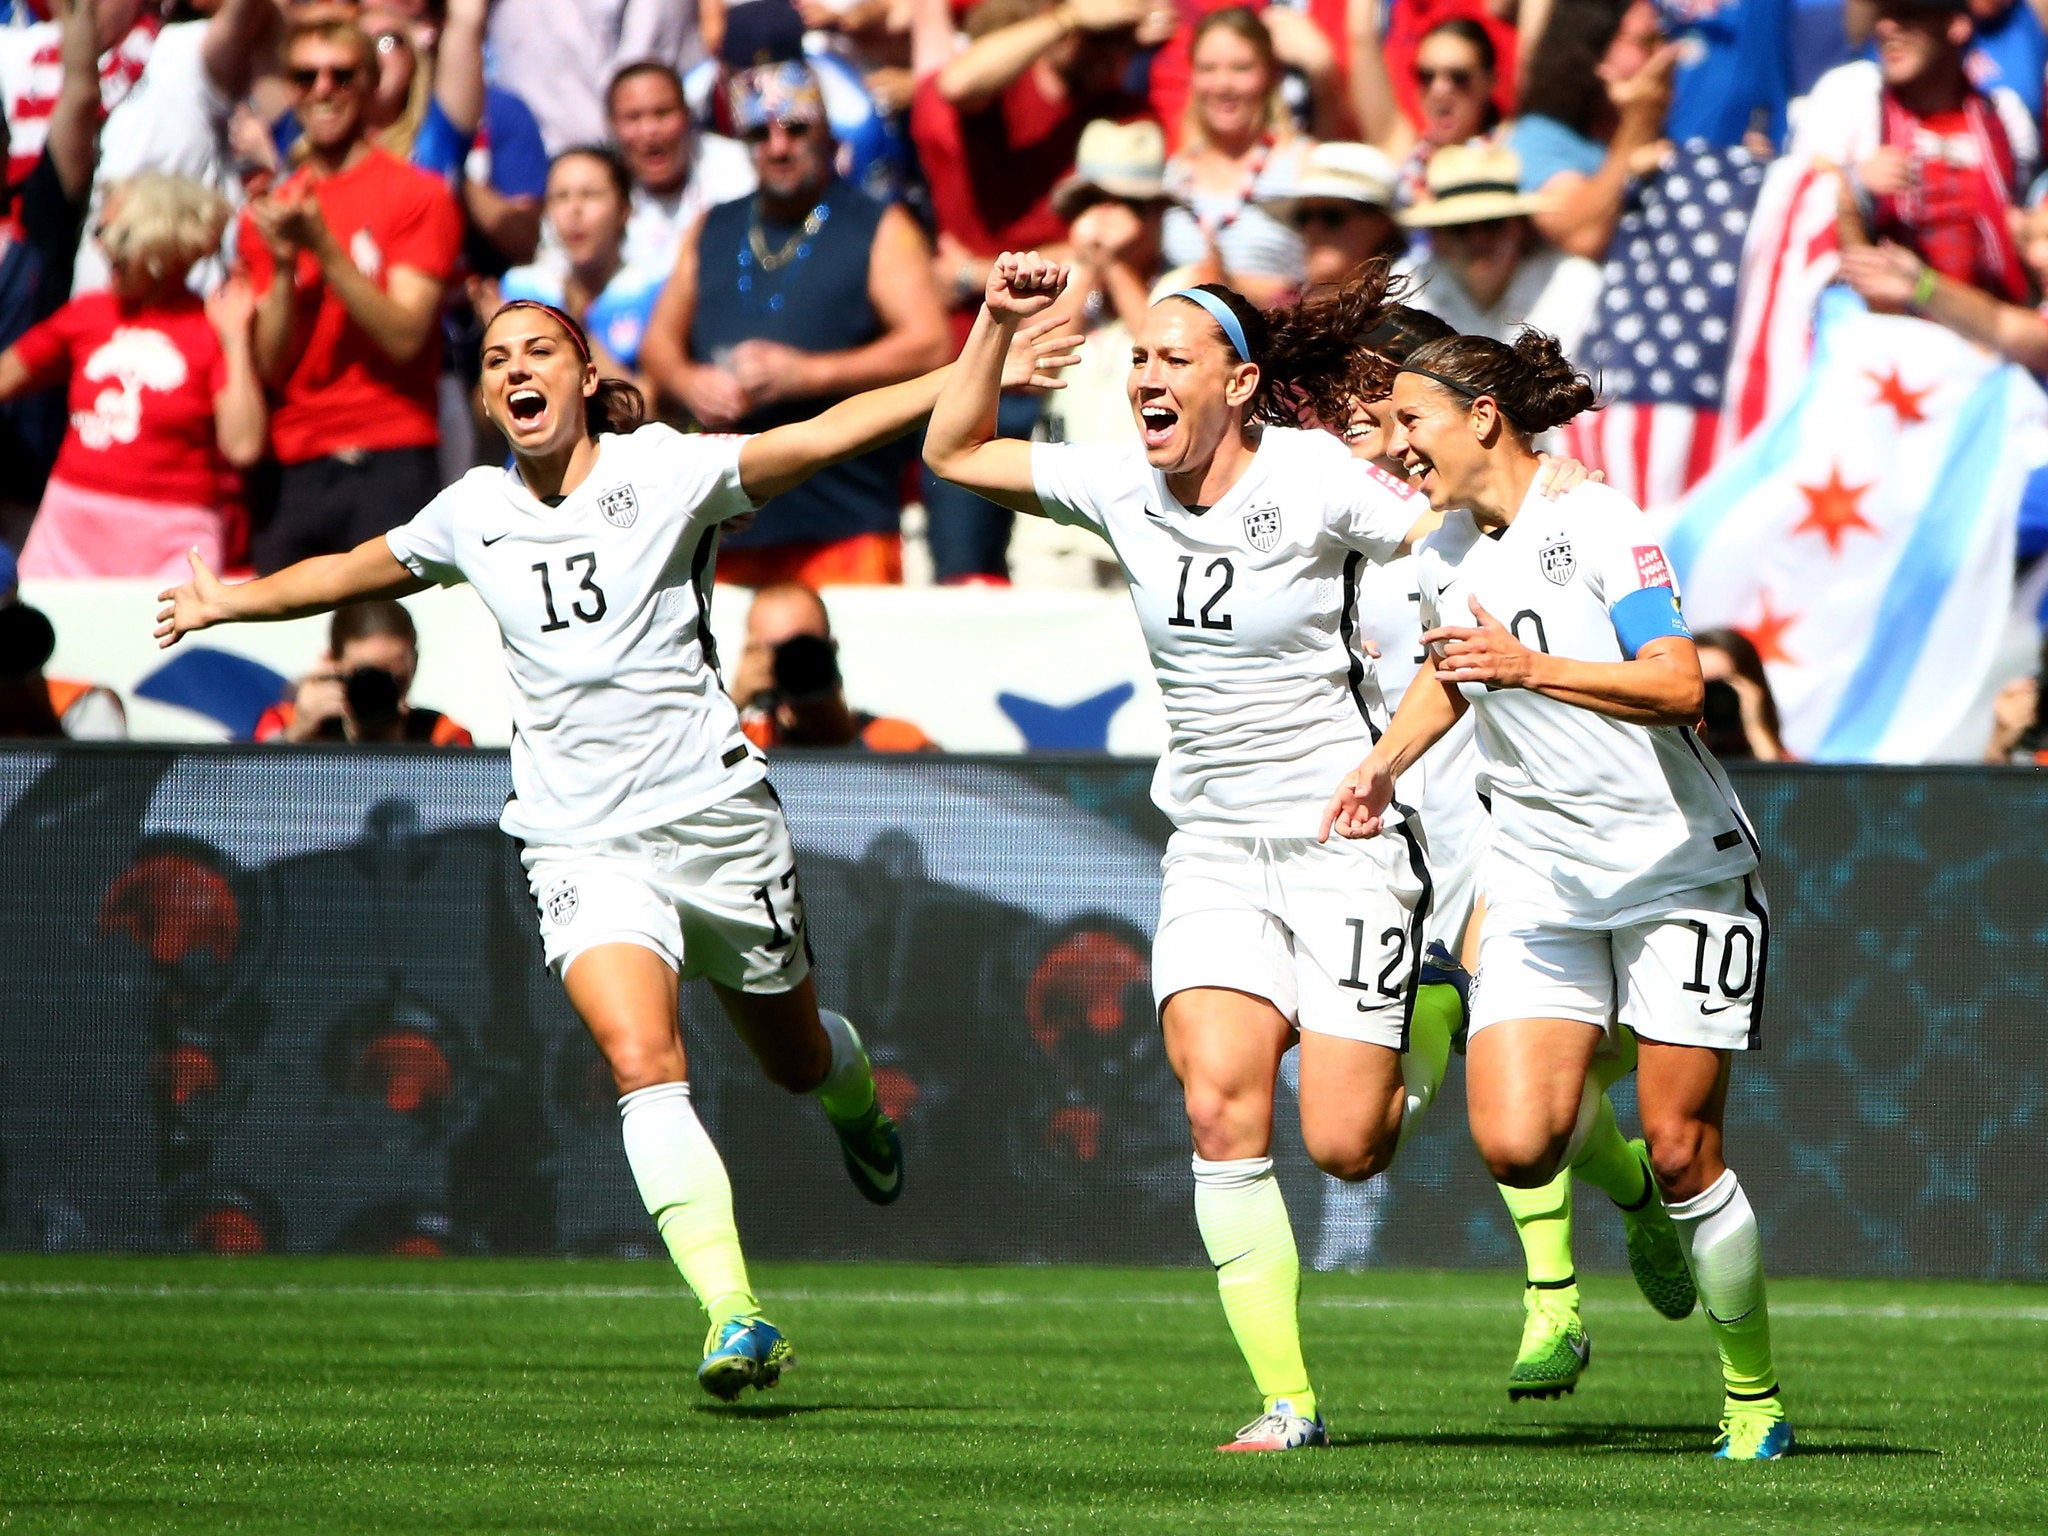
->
xmin=1331 ymin=457 xmax=1419 ymax=562
xmin=1029 ymin=441 xmax=1125 ymax=535
xmin=385 ymin=481 xmax=468 ymax=587
xmin=641 ymin=423 xmax=758 ymax=526
xmin=9 ymin=299 xmax=78 ymax=387
xmin=1583 ymin=497 xmax=1692 ymax=658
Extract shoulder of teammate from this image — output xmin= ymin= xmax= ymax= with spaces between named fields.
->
xmin=1295 ymin=428 xmax=1418 ymax=560
xmin=1029 ymin=439 xmax=1143 ymax=535
xmin=630 ymin=421 xmax=760 ymax=524
xmin=1563 ymin=482 xmax=1692 ymax=658
xmin=385 ymin=467 xmax=498 ymax=586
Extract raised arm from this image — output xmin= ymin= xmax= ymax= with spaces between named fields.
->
xmin=935 ymin=0 xmax=1146 ymax=109
xmin=921 ymin=252 xmax=1069 ymax=516
xmin=202 ymin=0 xmax=282 ymax=104
xmin=156 ymin=540 xmax=427 ymax=648
xmin=44 ymin=0 xmax=99 ymax=202
xmin=1529 ymin=44 xmax=1677 ymax=260
xmin=1840 ymin=241 xmax=2048 ymax=374
xmin=434 ymin=0 xmax=488 ymax=139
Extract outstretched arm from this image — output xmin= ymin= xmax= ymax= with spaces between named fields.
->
xmin=920 ymin=251 xmax=1069 ymax=517
xmin=155 ymin=540 xmax=427 ymax=648
xmin=1320 ymin=660 xmax=1466 ymax=841
xmin=738 ymin=298 xmax=1077 ymax=504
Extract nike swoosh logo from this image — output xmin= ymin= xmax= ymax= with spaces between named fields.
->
xmin=1212 ymin=1247 xmax=1256 ymax=1271
xmin=1700 ymin=1001 xmax=1739 ymax=1015
xmin=845 ymin=1146 xmax=900 ymax=1195
xmin=482 ymin=533 xmax=510 ymax=546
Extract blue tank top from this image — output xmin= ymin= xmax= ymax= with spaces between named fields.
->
xmin=692 ymin=177 xmax=904 ymax=547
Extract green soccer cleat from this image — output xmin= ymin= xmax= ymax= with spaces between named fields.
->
xmin=1714 ymin=1395 xmax=1794 ymax=1460
xmin=831 ymin=1101 xmax=903 ymax=1205
xmin=697 ymin=1316 xmax=795 ymax=1402
xmin=1508 ymin=1283 xmax=1590 ymax=1401
xmin=1618 ymin=1138 xmax=1698 ymax=1321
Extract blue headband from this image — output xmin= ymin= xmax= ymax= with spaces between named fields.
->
xmin=1167 ymin=288 xmax=1252 ymax=363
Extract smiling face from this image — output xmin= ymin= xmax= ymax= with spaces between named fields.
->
xmin=1127 ymin=299 xmax=1258 ymax=478
xmin=479 ymin=308 xmax=599 ymax=459
xmin=1414 ymin=29 xmax=1492 ymax=147
xmin=1342 ymin=393 xmax=1395 ymax=465
xmin=546 ymin=153 xmax=629 ymax=270
xmin=1872 ymin=3 xmax=1970 ymax=88
xmin=286 ymin=30 xmax=374 ymax=158
xmin=1189 ymin=24 xmax=1273 ymax=147
xmin=1388 ymin=371 xmax=1490 ymax=508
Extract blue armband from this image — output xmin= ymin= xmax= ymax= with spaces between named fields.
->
xmin=1611 ymin=585 xmax=1691 ymax=659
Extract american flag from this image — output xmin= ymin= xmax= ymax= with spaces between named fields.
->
xmin=1560 ymin=142 xmax=1767 ymax=512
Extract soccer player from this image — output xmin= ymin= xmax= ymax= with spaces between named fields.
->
xmin=1323 ymin=328 xmax=1791 ymax=1460
xmin=155 ymin=295 xmax=1073 ymax=1404
xmin=1343 ymin=308 xmax=1697 ymax=1400
xmin=926 ymin=253 xmax=1586 ymax=1452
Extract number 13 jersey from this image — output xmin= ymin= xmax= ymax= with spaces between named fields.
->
xmin=386 ymin=423 xmax=763 ymax=844
xmin=1414 ymin=479 xmax=1757 ymax=926
xmin=1032 ymin=427 xmax=1418 ymax=838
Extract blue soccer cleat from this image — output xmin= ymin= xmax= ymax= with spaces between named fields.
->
xmin=832 ymin=1102 xmax=903 ymax=1206
xmin=1420 ymin=940 xmax=1473 ymax=1053
xmin=1714 ymin=1397 xmax=1794 ymax=1460
xmin=697 ymin=1316 xmax=795 ymax=1401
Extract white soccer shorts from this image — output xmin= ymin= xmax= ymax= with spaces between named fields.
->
xmin=1152 ymin=825 xmax=1430 ymax=1049
xmin=1420 ymin=821 xmax=1484 ymax=958
xmin=521 ymin=781 xmax=812 ymax=993
xmin=1469 ymin=875 xmax=1768 ymax=1051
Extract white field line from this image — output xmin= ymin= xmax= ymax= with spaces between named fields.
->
xmin=0 ymin=1280 xmax=2044 ymax=1323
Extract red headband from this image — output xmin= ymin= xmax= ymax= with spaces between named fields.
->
xmin=491 ymin=299 xmax=592 ymax=364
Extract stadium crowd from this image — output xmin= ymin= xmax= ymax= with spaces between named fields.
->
xmin=3 ymin=0 xmax=2048 ymax=751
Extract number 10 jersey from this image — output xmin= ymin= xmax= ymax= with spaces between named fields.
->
xmin=1032 ymin=427 xmax=1419 ymax=839
xmin=386 ymin=423 xmax=764 ymax=845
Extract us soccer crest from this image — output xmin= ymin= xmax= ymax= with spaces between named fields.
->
xmin=1243 ymin=504 xmax=1281 ymax=552
xmin=599 ymin=486 xmax=639 ymax=528
xmin=1539 ymin=537 xmax=1576 ymax=586
xmin=544 ymin=881 xmax=579 ymax=926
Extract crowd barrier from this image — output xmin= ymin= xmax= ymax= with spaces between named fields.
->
xmin=1 ymin=746 xmax=2042 ymax=1280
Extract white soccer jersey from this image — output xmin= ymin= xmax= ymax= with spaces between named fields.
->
xmin=386 ymin=423 xmax=764 ymax=844
xmin=1032 ymin=427 xmax=1418 ymax=837
xmin=1414 ymin=480 xmax=1757 ymax=925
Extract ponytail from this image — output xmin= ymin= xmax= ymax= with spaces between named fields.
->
xmin=1400 ymin=326 xmax=1597 ymax=434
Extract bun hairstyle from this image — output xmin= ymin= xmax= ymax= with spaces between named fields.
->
xmin=486 ymin=299 xmax=647 ymax=438
xmin=1172 ymin=260 xmax=1406 ymax=430
xmin=1399 ymin=326 xmax=1597 ymax=435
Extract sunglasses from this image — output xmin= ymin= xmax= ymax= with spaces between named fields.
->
xmin=288 ymin=63 xmax=362 ymax=90
xmin=1291 ymin=204 xmax=1363 ymax=232
xmin=1415 ymin=66 xmax=1478 ymax=89
xmin=741 ymin=118 xmax=818 ymax=145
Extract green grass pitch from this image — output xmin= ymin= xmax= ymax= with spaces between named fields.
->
xmin=2 ymin=1257 xmax=2044 ymax=1535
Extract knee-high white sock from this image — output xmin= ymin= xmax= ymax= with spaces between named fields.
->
xmin=619 ymin=1082 xmax=759 ymax=1327
xmin=813 ymin=1009 xmax=878 ymax=1122
xmin=1667 ymin=1168 xmax=1778 ymax=1400
xmin=1194 ymin=1155 xmax=1315 ymax=1419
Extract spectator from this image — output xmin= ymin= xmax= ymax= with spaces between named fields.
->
xmin=0 ymin=0 xmax=101 ymax=546
xmin=1794 ymin=0 xmax=2037 ymax=304
xmin=240 ymin=15 xmax=464 ymax=573
xmin=72 ymin=0 xmax=276 ymax=296
xmin=644 ymin=60 xmax=949 ymax=587
xmin=1355 ymin=0 xmax=1518 ymax=142
xmin=1695 ymin=627 xmax=1788 ymax=762
xmin=1258 ymin=139 xmax=1401 ymax=294
xmin=496 ymin=147 xmax=665 ymax=399
xmin=1985 ymin=632 xmax=2048 ymax=764
xmin=733 ymin=581 xmax=938 ymax=751
xmin=0 ymin=0 xmax=157 ymax=195
xmin=607 ymin=59 xmax=754 ymax=275
xmin=1351 ymin=11 xmax=1506 ymax=205
xmin=1398 ymin=142 xmax=1604 ymax=358
xmin=254 ymin=599 xmax=474 ymax=745
xmin=1849 ymin=0 xmax=2046 ymax=120
xmin=1508 ymin=0 xmax=1681 ymax=260
xmin=1158 ymin=6 xmax=1308 ymax=309
xmin=0 ymin=587 xmax=125 ymax=740
xmin=0 ymin=174 xmax=264 ymax=579
xmin=485 ymin=0 xmax=702 ymax=155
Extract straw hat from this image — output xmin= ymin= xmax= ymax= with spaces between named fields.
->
xmin=1399 ymin=141 xmax=1547 ymax=228
xmin=1258 ymin=142 xmax=1397 ymax=222
xmin=1052 ymin=120 xmax=1175 ymax=220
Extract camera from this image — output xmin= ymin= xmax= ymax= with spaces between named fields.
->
xmin=343 ymin=665 xmax=405 ymax=732
xmin=769 ymin=633 xmax=842 ymax=705
xmin=1699 ymin=678 xmax=1750 ymax=760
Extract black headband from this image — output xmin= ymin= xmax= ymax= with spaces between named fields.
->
xmin=1400 ymin=365 xmax=1529 ymax=429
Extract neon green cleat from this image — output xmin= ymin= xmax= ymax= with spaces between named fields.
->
xmin=1618 ymin=1138 xmax=1698 ymax=1321
xmin=1507 ymin=1283 xmax=1590 ymax=1401
xmin=1714 ymin=1395 xmax=1794 ymax=1460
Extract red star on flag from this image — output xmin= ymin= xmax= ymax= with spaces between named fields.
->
xmin=1866 ymin=366 xmax=1933 ymax=427
xmin=1792 ymin=465 xmax=1878 ymax=556
xmin=1739 ymin=592 xmax=1800 ymax=667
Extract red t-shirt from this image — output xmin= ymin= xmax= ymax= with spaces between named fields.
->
xmin=237 ymin=146 xmax=462 ymax=465
xmin=911 ymin=68 xmax=1151 ymax=257
xmin=12 ymin=289 xmax=229 ymax=505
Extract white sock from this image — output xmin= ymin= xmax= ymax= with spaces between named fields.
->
xmin=1667 ymin=1167 xmax=1778 ymax=1399
xmin=813 ymin=1009 xmax=877 ymax=1122
xmin=618 ymin=1081 xmax=758 ymax=1324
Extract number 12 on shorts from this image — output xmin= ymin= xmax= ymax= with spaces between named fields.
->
xmin=1342 ymin=917 xmax=1408 ymax=1003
